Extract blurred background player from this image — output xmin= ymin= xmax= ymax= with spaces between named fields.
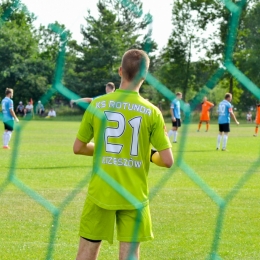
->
xmin=36 ymin=100 xmax=45 ymax=116
xmin=45 ymin=108 xmax=56 ymax=118
xmin=73 ymin=49 xmax=173 ymax=260
xmin=70 ymin=82 xmax=115 ymax=106
xmin=197 ymin=97 xmax=214 ymax=132
xmin=253 ymin=103 xmax=260 ymax=136
xmin=24 ymin=100 xmax=34 ymax=118
xmin=16 ymin=101 xmax=24 ymax=117
xmin=246 ymin=111 xmax=253 ymax=123
xmin=1 ymin=88 xmax=19 ymax=149
xmin=216 ymin=93 xmax=239 ymax=151
xmin=168 ymin=92 xmax=182 ymax=143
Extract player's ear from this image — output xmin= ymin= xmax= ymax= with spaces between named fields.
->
xmin=118 ymin=67 xmax=122 ymax=77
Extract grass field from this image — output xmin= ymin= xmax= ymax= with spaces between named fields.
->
xmin=0 ymin=119 xmax=260 ymax=260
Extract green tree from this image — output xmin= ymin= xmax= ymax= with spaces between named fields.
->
xmin=36 ymin=22 xmax=77 ymax=105
xmin=74 ymin=2 xmax=123 ymax=98
xmin=103 ymin=0 xmax=154 ymax=49
xmin=233 ymin=1 xmax=260 ymax=110
xmin=71 ymin=0 xmax=157 ymax=99
xmin=156 ymin=0 xmax=223 ymax=102
xmin=0 ymin=1 xmax=54 ymax=105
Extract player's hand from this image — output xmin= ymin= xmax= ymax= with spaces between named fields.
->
xmin=15 ymin=118 xmax=19 ymax=123
xmin=236 ymin=121 xmax=239 ymax=125
xmin=172 ymin=117 xmax=176 ymax=122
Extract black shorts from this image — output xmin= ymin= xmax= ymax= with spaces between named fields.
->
xmin=3 ymin=120 xmax=14 ymax=131
xmin=172 ymin=118 xmax=181 ymax=127
xmin=219 ymin=123 xmax=230 ymax=132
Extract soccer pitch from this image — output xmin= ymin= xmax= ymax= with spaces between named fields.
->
xmin=0 ymin=120 xmax=259 ymax=260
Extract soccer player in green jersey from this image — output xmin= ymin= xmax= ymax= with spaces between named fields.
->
xmin=73 ymin=49 xmax=173 ymax=260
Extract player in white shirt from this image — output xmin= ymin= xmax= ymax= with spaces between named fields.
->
xmin=24 ymin=101 xmax=34 ymax=118
xmin=246 ymin=111 xmax=252 ymax=123
xmin=47 ymin=108 xmax=56 ymax=118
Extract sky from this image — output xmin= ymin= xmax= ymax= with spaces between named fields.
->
xmin=21 ymin=0 xmax=173 ymax=51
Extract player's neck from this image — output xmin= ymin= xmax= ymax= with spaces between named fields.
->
xmin=119 ymin=80 xmax=142 ymax=92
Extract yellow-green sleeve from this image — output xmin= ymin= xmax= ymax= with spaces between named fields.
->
xmin=76 ymin=108 xmax=94 ymax=143
xmin=150 ymin=111 xmax=172 ymax=151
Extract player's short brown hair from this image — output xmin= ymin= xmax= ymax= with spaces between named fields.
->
xmin=176 ymin=92 xmax=182 ymax=96
xmin=5 ymin=88 xmax=13 ymax=96
xmin=106 ymin=82 xmax=115 ymax=91
xmin=225 ymin=93 xmax=232 ymax=99
xmin=121 ymin=49 xmax=150 ymax=82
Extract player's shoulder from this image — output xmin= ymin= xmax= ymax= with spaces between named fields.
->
xmin=92 ymin=95 xmax=104 ymax=101
xmin=143 ymin=97 xmax=160 ymax=109
xmin=90 ymin=93 xmax=111 ymax=106
xmin=220 ymin=99 xmax=230 ymax=106
xmin=137 ymin=96 xmax=162 ymax=116
xmin=227 ymin=100 xmax=232 ymax=107
xmin=171 ymin=98 xmax=178 ymax=105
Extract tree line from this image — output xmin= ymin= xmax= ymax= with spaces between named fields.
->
xmin=0 ymin=0 xmax=259 ymax=111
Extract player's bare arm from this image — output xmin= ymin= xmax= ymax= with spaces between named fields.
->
xmin=73 ymin=138 xmax=94 ymax=156
xmin=73 ymin=139 xmax=173 ymax=168
xmin=151 ymin=148 xmax=173 ymax=168
xmin=10 ymin=109 xmax=19 ymax=122
xmin=71 ymin=97 xmax=93 ymax=104
xmin=230 ymin=111 xmax=239 ymax=125
xmin=170 ymin=108 xmax=176 ymax=122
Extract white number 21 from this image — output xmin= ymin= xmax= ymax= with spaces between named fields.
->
xmin=104 ymin=111 xmax=142 ymax=156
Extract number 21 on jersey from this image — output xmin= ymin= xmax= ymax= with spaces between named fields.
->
xmin=104 ymin=111 xmax=142 ymax=156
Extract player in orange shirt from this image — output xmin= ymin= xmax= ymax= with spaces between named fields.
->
xmin=197 ymin=97 xmax=214 ymax=132
xmin=253 ymin=103 xmax=260 ymax=136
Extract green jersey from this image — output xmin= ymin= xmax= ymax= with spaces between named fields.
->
xmin=77 ymin=89 xmax=171 ymax=210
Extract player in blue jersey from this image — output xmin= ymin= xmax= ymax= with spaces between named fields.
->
xmin=216 ymin=93 xmax=239 ymax=151
xmin=168 ymin=92 xmax=182 ymax=143
xmin=1 ymin=88 xmax=19 ymax=149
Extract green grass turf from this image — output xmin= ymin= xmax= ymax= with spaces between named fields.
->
xmin=0 ymin=120 xmax=259 ymax=260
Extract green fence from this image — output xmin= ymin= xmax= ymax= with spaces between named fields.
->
xmin=1 ymin=0 xmax=259 ymax=259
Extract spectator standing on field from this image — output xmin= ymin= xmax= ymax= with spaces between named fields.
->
xmin=246 ymin=111 xmax=252 ymax=123
xmin=216 ymin=93 xmax=239 ymax=151
xmin=1 ymin=88 xmax=19 ymax=149
xmin=73 ymin=49 xmax=173 ymax=260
